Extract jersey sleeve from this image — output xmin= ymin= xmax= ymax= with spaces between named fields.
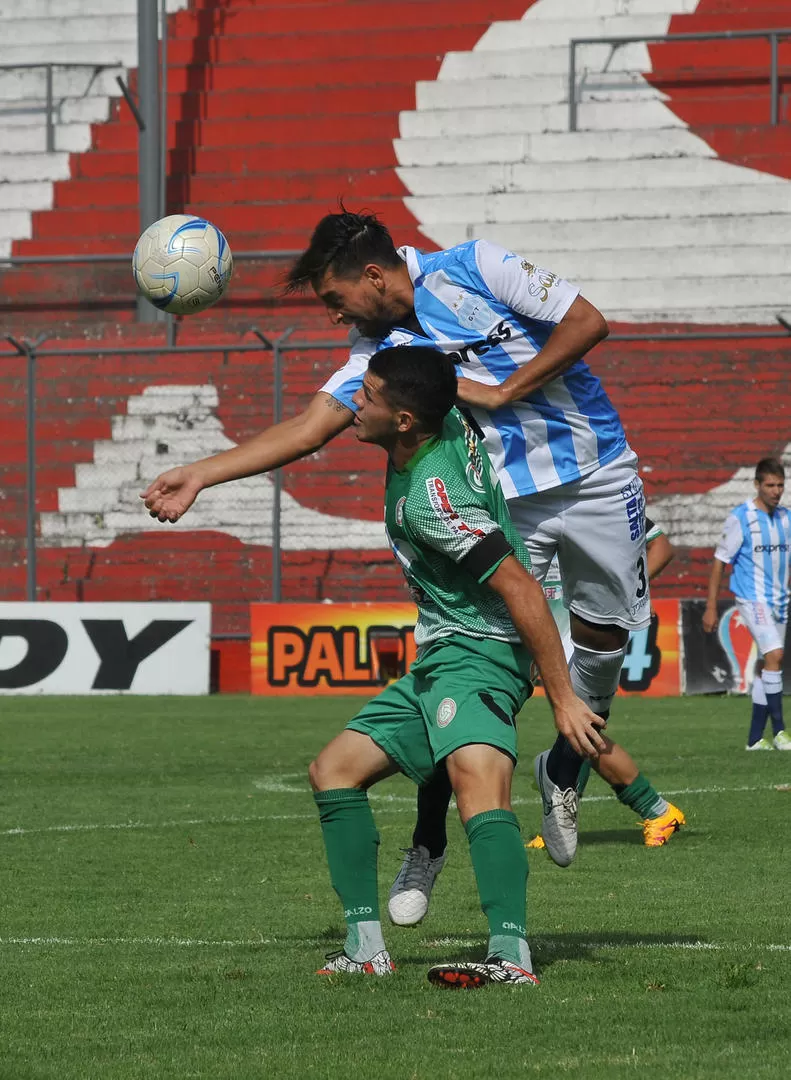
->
xmin=406 ymin=472 xmax=513 ymax=583
xmin=714 ymin=513 xmax=742 ymax=564
xmin=645 ymin=516 xmax=664 ymax=543
xmin=473 ymin=239 xmax=581 ymax=325
xmin=317 ymin=335 xmax=375 ymax=411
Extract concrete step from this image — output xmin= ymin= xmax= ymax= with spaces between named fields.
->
xmin=394 ymin=127 xmax=716 ymax=166
xmin=0 ymin=152 xmax=70 ymax=182
xmin=517 ymin=246 xmax=791 ymax=283
xmin=400 ymin=100 xmax=688 ymax=139
xmin=406 ymin=183 xmax=791 ymax=226
xmin=397 ymin=156 xmax=783 ymax=196
xmin=0 ymin=210 xmax=30 ymax=240
xmin=424 ymin=213 xmax=791 ymax=253
xmin=0 ymin=181 xmax=52 ymax=210
xmin=0 ymin=0 xmax=185 ymax=15
xmin=583 ymin=275 xmax=791 ymax=314
xmin=0 ymin=97 xmax=109 ymax=125
xmin=417 ymin=72 xmax=656 ymax=110
xmin=476 ymin=14 xmax=674 ymax=50
xmin=0 ymin=15 xmax=138 ymax=45
xmin=0 ymin=41 xmax=136 ymax=67
xmin=440 ymin=43 xmax=653 ymax=80
xmin=0 ymin=123 xmax=91 ymax=154
xmin=0 ymin=66 xmax=124 ymax=102
xmin=604 ymin=304 xmax=786 ymax=324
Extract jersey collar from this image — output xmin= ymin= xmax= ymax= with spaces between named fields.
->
xmin=394 ymin=434 xmax=439 ymax=474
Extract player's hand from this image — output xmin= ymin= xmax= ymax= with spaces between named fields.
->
xmin=552 ymin=697 xmax=607 ymax=759
xmin=702 ymin=607 xmax=719 ymax=634
xmin=140 ymin=466 xmax=204 ymax=522
xmin=455 ymin=378 xmax=504 ymax=411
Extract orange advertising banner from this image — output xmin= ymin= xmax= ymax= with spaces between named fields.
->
xmin=250 ymin=599 xmax=682 ymax=697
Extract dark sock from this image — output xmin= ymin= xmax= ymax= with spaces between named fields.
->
xmin=412 ymin=763 xmax=453 ymax=858
xmin=545 ymin=733 xmax=585 ymax=790
xmin=748 ymin=702 xmax=769 ymax=746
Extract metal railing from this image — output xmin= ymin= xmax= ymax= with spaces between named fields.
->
xmin=4 ymin=321 xmax=790 ymax=608
xmin=0 ymin=61 xmax=118 ymax=153
xmin=569 ymin=27 xmax=791 ymax=132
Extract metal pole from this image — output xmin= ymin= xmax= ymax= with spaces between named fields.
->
xmin=45 ymin=64 xmax=54 ymax=152
xmin=159 ymin=0 xmax=168 ymax=216
xmin=25 ymin=343 xmax=37 ymax=601
xmin=770 ymin=32 xmax=779 ymax=125
xmin=137 ymin=0 xmax=163 ymax=322
xmin=271 ymin=329 xmax=294 ymax=603
xmin=569 ymin=41 xmax=577 ymax=132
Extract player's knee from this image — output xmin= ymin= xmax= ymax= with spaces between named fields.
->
xmin=308 ymin=751 xmax=341 ymax=792
xmin=763 ymin=648 xmax=784 ymax=671
xmin=570 ymin=613 xmax=628 ymax=652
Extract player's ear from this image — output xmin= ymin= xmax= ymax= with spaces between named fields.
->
xmin=396 ymin=409 xmax=416 ymax=434
xmin=364 ymin=264 xmax=386 ymax=291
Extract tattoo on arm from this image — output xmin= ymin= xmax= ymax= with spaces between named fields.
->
xmin=325 ymin=396 xmax=350 ymax=412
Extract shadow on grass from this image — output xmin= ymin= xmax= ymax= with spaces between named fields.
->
xmin=578 ymin=828 xmax=644 ymax=846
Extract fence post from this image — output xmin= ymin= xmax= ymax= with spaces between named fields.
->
xmin=137 ymin=0 xmax=163 ymax=322
xmin=45 ymin=64 xmax=54 ymax=153
xmin=770 ymin=32 xmax=779 ymax=125
xmin=271 ymin=328 xmax=294 ymax=603
xmin=568 ymin=40 xmax=577 ymax=132
xmin=7 ymin=335 xmax=42 ymax=601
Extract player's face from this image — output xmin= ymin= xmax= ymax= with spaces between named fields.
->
xmin=315 ymin=267 xmax=398 ymax=338
xmin=755 ymin=473 xmax=784 ymax=509
xmin=351 ymin=372 xmax=402 ymax=445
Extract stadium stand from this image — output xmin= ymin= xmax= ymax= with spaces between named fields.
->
xmin=0 ymin=0 xmax=789 ymax=654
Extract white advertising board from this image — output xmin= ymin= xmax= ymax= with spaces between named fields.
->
xmin=0 ymin=603 xmax=211 ymax=695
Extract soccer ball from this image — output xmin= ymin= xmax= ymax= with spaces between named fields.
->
xmin=132 ymin=214 xmax=233 ymax=315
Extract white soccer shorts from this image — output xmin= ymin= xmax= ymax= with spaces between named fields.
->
xmin=734 ymin=599 xmax=786 ymax=657
xmin=507 ymin=447 xmax=650 ymax=632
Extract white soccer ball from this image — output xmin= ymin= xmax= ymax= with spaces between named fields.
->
xmin=132 ymin=214 xmax=233 ymax=315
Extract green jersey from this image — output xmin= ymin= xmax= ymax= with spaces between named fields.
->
xmin=384 ymin=408 xmax=532 ymax=646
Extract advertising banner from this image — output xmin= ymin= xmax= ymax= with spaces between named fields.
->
xmin=0 ymin=603 xmax=211 ymax=695
xmin=251 ymin=600 xmax=682 ymax=698
xmin=680 ymin=599 xmax=791 ymax=695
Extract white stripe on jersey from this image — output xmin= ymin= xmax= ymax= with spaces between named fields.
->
xmin=319 ymin=239 xmax=628 ymax=497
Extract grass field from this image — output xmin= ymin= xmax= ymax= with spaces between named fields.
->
xmin=1 ymin=694 xmax=789 ymax=1079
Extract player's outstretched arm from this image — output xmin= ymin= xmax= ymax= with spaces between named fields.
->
xmin=487 ymin=555 xmax=606 ymax=758
xmin=456 ymin=295 xmax=608 ymax=411
xmin=140 ymin=391 xmax=354 ymax=522
xmin=702 ymin=559 xmax=726 ymax=633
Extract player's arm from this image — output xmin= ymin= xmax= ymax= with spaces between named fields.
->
xmin=486 ymin=554 xmax=606 ymax=757
xmin=454 ymin=242 xmax=608 ymax=409
xmin=141 ymin=391 xmax=353 ymax=522
xmin=646 ymin=523 xmax=676 ymax=581
xmin=703 ymin=513 xmax=741 ymax=632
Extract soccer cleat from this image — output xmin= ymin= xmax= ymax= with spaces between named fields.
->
xmin=746 ymin=737 xmax=774 ymax=751
xmin=642 ymin=803 xmax=686 ymax=847
xmin=533 ymin=750 xmax=579 ymax=867
xmin=526 ymin=834 xmax=546 ymax=850
xmin=773 ymin=730 xmax=791 ymax=751
xmin=387 ymin=846 xmax=446 ymax=926
xmin=316 ymin=950 xmax=395 ymax=976
xmin=428 ymin=956 xmax=540 ymax=989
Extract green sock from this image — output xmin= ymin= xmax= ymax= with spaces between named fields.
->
xmin=576 ymin=759 xmax=592 ymax=795
xmin=613 ymin=773 xmax=668 ymax=820
xmin=465 ymin=809 xmax=533 ymax=971
xmin=314 ymin=788 xmax=386 ymax=962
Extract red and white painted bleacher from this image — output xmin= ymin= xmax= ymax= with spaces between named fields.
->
xmin=0 ymin=0 xmax=788 ymax=639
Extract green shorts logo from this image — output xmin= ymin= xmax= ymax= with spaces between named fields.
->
xmin=436 ymin=697 xmax=457 ymax=728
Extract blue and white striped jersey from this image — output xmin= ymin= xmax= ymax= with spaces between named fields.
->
xmin=320 ymin=240 xmax=627 ymax=498
xmin=715 ymin=500 xmax=791 ymax=621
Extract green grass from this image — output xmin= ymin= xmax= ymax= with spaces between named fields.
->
xmin=0 ymin=695 xmax=789 ymax=1079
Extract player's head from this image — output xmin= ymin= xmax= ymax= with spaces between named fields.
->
xmin=351 ymin=346 xmax=457 ymax=447
xmin=754 ymin=457 xmax=785 ymax=509
xmin=284 ymin=209 xmax=408 ymax=337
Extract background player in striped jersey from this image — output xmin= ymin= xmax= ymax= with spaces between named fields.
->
xmin=703 ymin=457 xmax=791 ymax=751
xmin=141 ymin=210 xmax=682 ymax=869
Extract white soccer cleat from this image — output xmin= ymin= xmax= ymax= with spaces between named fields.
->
xmin=428 ymin=956 xmax=539 ymax=989
xmin=533 ymin=751 xmax=579 ymax=868
xmin=388 ymin=846 xmax=446 ymax=926
xmin=773 ymin=730 xmax=791 ymax=751
xmin=316 ymin=950 xmax=395 ymax=976
xmin=745 ymin=737 xmax=774 ymax=751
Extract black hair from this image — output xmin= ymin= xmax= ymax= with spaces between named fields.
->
xmin=284 ymin=208 xmax=401 ymax=294
xmin=367 ymin=346 xmax=457 ymax=434
xmin=755 ymin=457 xmax=785 ymax=482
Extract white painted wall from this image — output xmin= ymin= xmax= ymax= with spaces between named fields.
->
xmin=396 ymin=0 xmax=791 ymax=325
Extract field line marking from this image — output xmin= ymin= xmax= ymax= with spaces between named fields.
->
xmin=0 ymin=782 xmax=783 ymax=839
xmin=0 ymin=935 xmax=788 ymax=953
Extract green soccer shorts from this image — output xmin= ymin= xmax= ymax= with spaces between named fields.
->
xmin=346 ymin=633 xmax=533 ymax=786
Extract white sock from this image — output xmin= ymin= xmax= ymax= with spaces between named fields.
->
xmin=345 ymin=920 xmax=386 ymax=962
xmin=752 ymin=677 xmax=768 ymax=705
xmin=570 ymin=644 xmax=626 ymax=716
xmin=762 ymin=670 xmax=783 ymax=696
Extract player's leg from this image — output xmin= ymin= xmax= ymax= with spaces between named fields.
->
xmin=388 ymin=763 xmax=451 ymax=926
xmin=737 ymin=601 xmax=788 ymax=749
xmin=417 ymin=638 xmax=538 ymax=988
xmin=309 ymin=676 xmax=436 ymax=974
xmin=551 ymin=453 xmax=684 ymax=849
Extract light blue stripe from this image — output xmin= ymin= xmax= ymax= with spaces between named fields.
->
xmin=562 ymin=363 xmax=626 ymax=463
xmin=528 ymin=388 xmax=580 ymax=482
xmin=491 ymin=408 xmax=536 ymax=494
xmin=758 ymin=513 xmax=774 ymax=607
